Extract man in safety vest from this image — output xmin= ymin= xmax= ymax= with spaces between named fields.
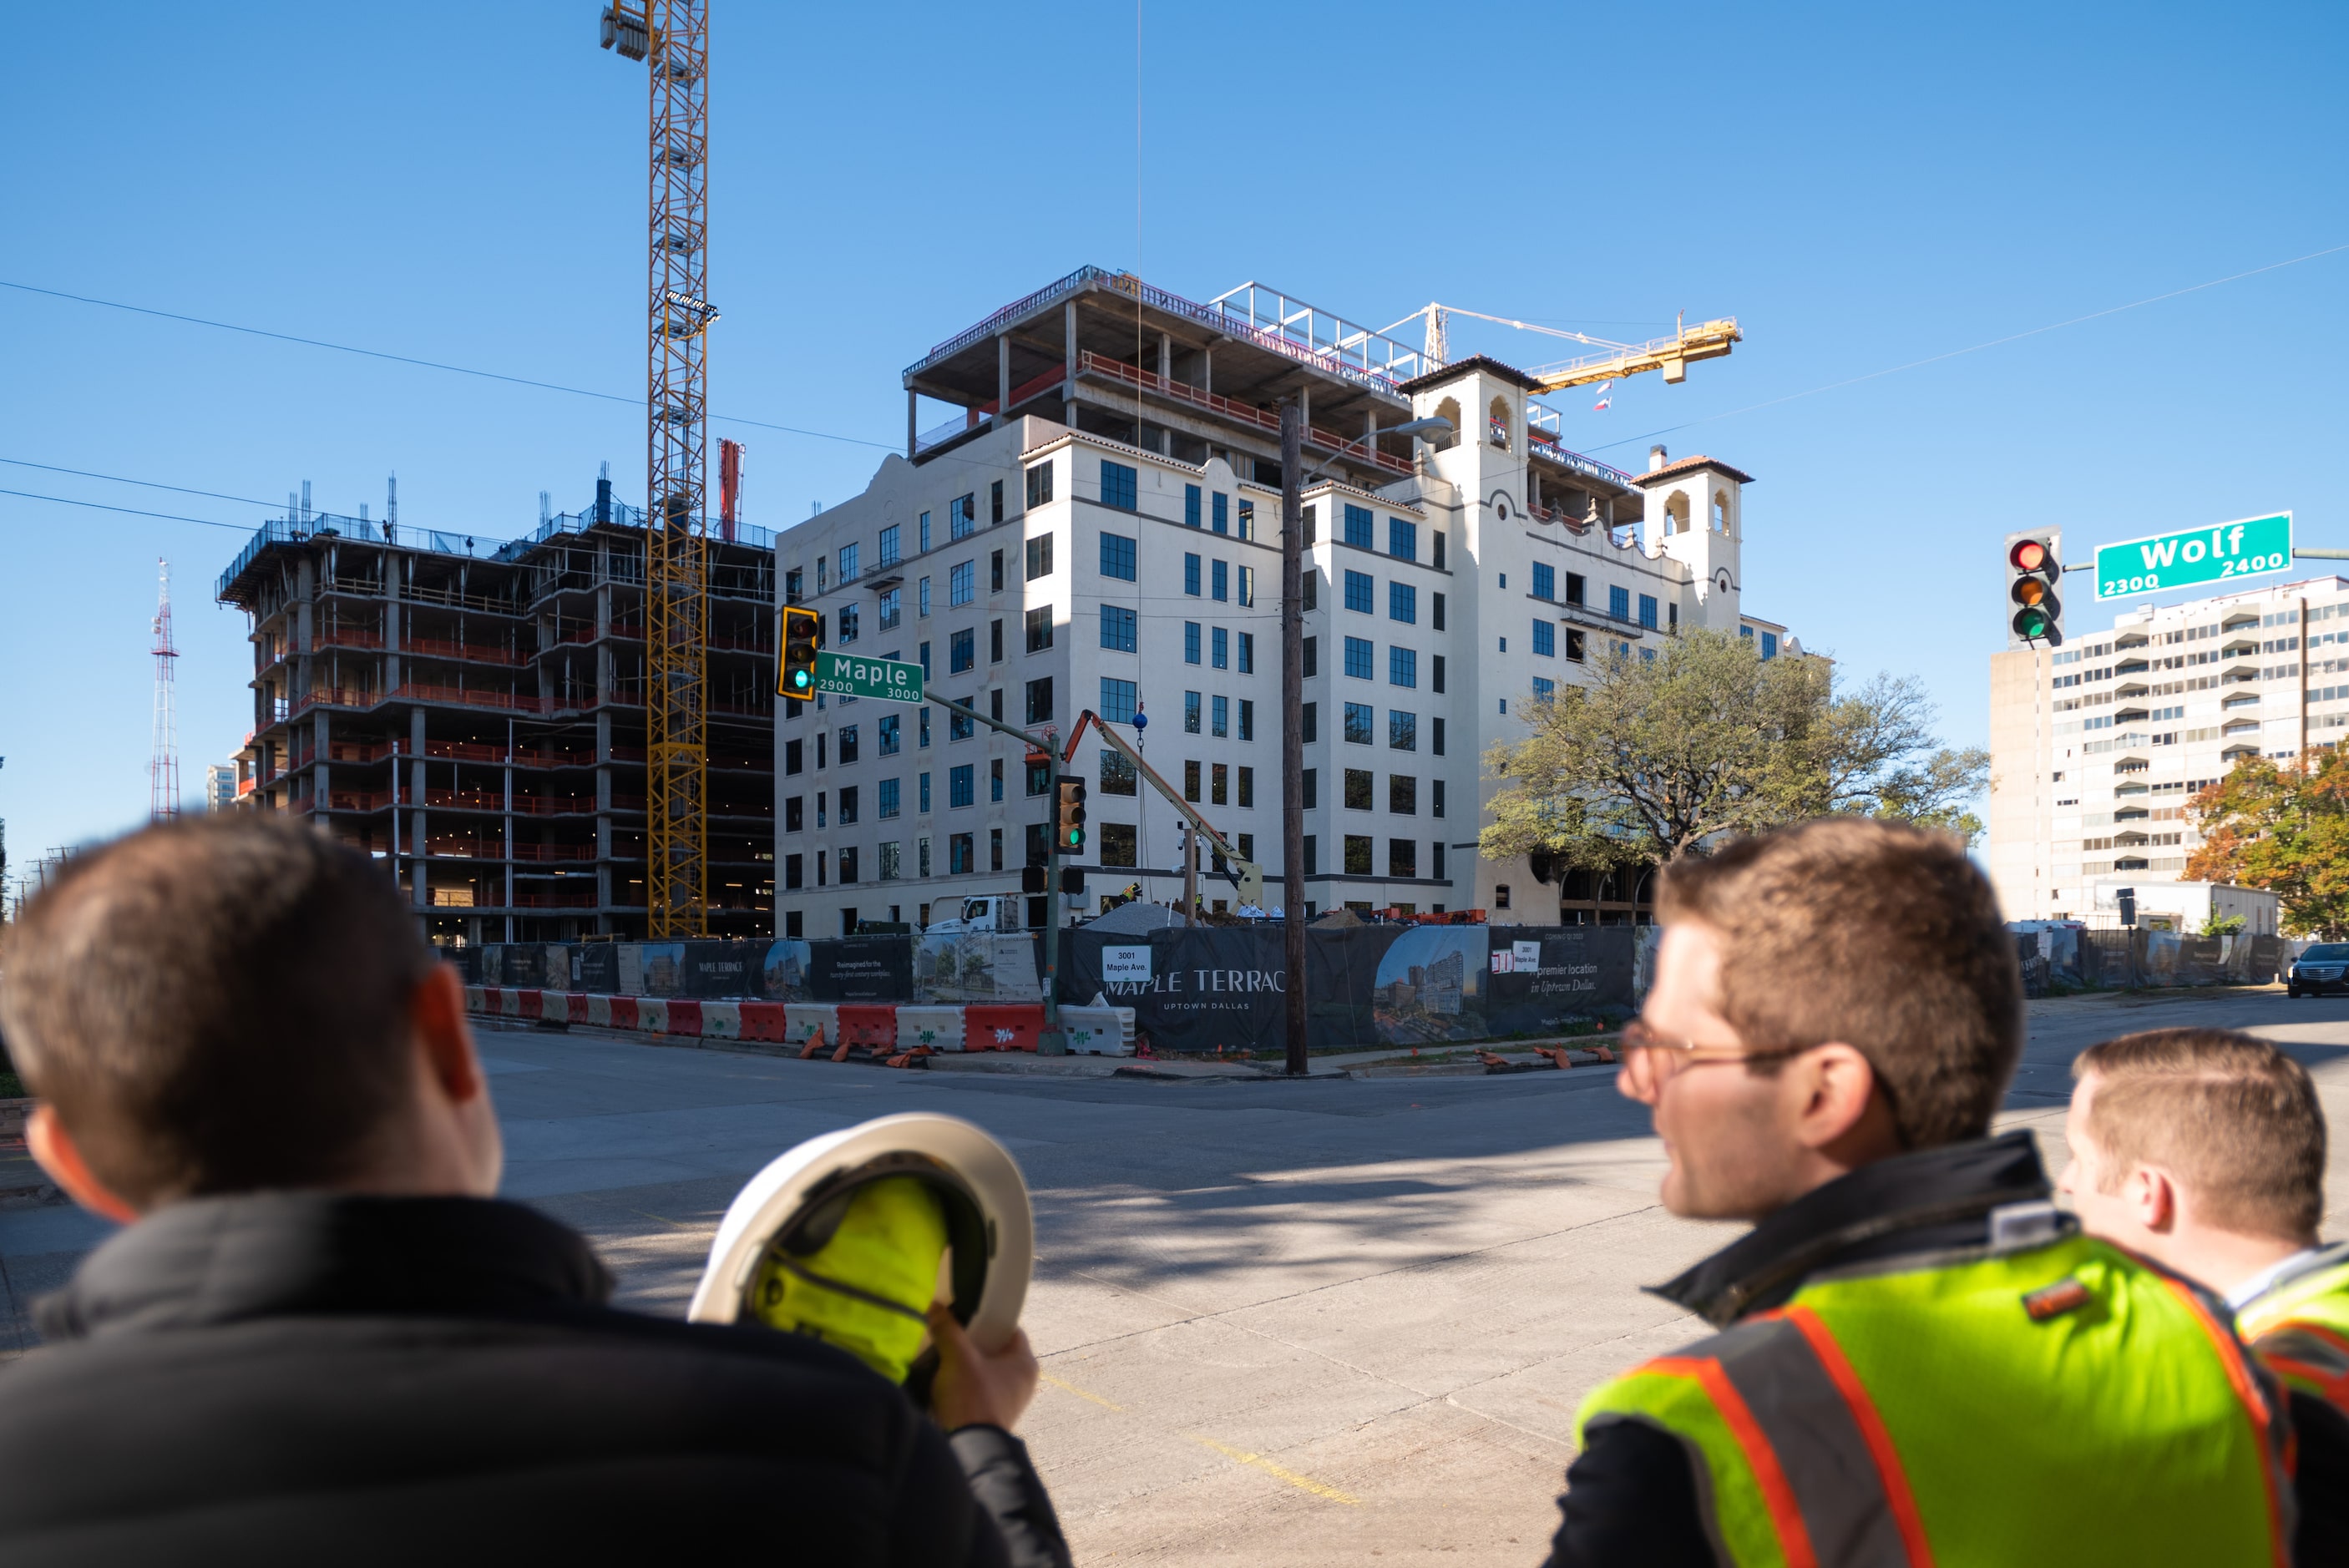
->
xmin=2061 ymin=1026 xmax=2349 ymax=1562
xmin=1550 ymin=820 xmax=2296 ymax=1566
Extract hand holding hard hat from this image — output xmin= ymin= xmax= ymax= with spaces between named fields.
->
xmin=688 ymin=1114 xmax=1036 ymax=1422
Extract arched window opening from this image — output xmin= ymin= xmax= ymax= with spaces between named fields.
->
xmin=1431 ymin=397 xmax=1461 ymax=451
xmin=1487 ymin=396 xmax=1511 ymax=450
xmin=1712 ymin=489 xmax=1729 ymax=533
xmin=1665 ymin=493 xmax=1691 ymax=534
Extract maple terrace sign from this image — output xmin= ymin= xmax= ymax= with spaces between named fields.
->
xmin=2095 ymin=513 xmax=2293 ymax=600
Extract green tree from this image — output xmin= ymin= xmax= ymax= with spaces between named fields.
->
xmin=1479 ymin=629 xmax=1987 ymax=870
xmin=2185 ymin=751 xmax=2349 ymax=938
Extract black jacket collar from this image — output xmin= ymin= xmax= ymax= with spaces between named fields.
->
xmin=38 ymin=1192 xmax=613 ymax=1342
xmin=1655 ymin=1130 xmax=2053 ymax=1328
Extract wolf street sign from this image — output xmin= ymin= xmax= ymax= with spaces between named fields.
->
xmin=815 ymin=651 xmax=924 ymax=704
xmin=2094 ymin=512 xmax=2293 ymax=600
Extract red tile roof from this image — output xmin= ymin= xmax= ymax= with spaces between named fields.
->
xmin=1634 ymin=453 xmax=1756 ymax=486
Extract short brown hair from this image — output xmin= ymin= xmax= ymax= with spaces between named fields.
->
xmin=2073 ymin=1029 xmax=2325 ymax=1243
xmin=0 ymin=817 xmax=438 ymax=1206
xmin=1657 ymin=818 xmax=2022 ymax=1149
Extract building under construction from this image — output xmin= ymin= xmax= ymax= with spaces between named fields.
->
xmin=215 ymin=477 xmax=777 ymax=943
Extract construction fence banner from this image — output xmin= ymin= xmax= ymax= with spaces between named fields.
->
xmin=1054 ymin=923 xmax=1638 ymax=1055
xmin=456 ymin=934 xmax=1040 ymax=1006
xmin=2021 ymin=927 xmax=2282 ymax=992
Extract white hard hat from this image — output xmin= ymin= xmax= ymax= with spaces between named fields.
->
xmin=686 ymin=1112 xmax=1035 ymax=1355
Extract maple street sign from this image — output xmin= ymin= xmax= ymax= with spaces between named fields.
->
xmin=815 ymin=651 xmax=924 ymax=704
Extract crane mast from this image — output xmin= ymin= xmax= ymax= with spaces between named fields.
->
xmin=604 ymin=1 xmax=716 ymax=937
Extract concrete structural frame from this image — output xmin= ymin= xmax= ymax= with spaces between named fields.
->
xmin=771 ymin=266 xmax=1803 ymax=938
xmin=215 ymin=479 xmax=780 ymax=944
xmin=1987 ymin=572 xmax=2349 ymax=923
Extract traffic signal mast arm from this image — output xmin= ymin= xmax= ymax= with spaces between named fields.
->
xmin=1062 ymin=710 xmax=1258 ymax=898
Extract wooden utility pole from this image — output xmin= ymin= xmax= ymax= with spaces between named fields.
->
xmin=1279 ymin=398 xmax=1308 ymax=1075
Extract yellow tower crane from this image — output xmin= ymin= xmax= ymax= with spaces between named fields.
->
xmin=1410 ymin=304 xmax=1740 ymax=392
xmin=601 ymin=1 xmax=716 ymax=938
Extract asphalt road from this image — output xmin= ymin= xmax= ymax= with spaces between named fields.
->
xmin=6 ymin=988 xmax=2349 ymax=1565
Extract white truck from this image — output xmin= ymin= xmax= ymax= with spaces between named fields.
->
xmin=923 ymin=893 xmax=1026 ymax=937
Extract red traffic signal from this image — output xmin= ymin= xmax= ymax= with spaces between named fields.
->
xmin=2005 ymin=533 xmax=2063 ymax=649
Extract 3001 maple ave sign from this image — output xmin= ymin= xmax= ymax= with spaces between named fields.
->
xmin=2095 ymin=512 xmax=2293 ymax=600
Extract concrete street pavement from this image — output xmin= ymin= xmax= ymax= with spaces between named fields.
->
xmin=4 ymin=989 xmax=2349 ymax=1564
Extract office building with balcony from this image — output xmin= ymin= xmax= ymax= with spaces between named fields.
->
xmin=774 ymin=266 xmax=1800 ymax=937
xmin=1987 ymin=572 xmax=2348 ymax=923
xmin=215 ymin=478 xmax=779 ymax=943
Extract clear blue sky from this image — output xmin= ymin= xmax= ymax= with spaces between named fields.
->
xmin=4 ymin=1 xmax=2345 ymax=888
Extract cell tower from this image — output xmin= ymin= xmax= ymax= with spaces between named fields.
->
xmin=150 ymin=559 xmax=180 ymax=822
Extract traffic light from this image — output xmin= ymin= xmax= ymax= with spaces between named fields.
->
xmin=778 ymin=605 xmax=822 ymax=701
xmin=1056 ymin=777 xmax=1086 ymax=855
xmin=2006 ymin=529 xmax=2064 ymax=650
xmin=1021 ymin=864 xmax=1047 ymax=895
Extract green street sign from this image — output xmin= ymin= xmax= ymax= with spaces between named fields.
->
xmin=2094 ymin=512 xmax=2293 ymax=600
xmin=815 ymin=650 xmax=924 ymax=704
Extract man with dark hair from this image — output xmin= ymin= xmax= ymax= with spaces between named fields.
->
xmin=0 ymin=817 xmax=1070 ymax=1566
xmin=1549 ymin=818 xmax=2295 ymax=1566
xmin=2063 ymin=1027 xmax=2349 ymax=1561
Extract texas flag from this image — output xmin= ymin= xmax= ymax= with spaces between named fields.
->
xmin=1592 ymin=380 xmax=1613 ymax=412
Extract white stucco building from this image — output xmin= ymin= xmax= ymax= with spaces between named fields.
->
xmin=772 ymin=266 xmax=1800 ymax=938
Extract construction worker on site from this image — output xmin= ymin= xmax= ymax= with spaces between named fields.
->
xmin=1548 ymin=819 xmax=2296 ymax=1566
xmin=2061 ymin=1027 xmax=2349 ymax=1562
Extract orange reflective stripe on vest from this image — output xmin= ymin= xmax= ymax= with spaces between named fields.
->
xmin=2259 ymin=1318 xmax=2349 ymax=1412
xmin=2153 ymin=1272 xmax=2294 ymax=1567
xmin=1645 ymin=1350 xmax=1820 ymax=1568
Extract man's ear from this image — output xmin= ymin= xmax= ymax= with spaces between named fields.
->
xmin=2124 ymin=1163 xmax=2178 ymax=1234
xmin=1794 ymin=1043 xmax=1900 ymax=1159
xmin=26 ymin=1105 xmax=139 ymax=1225
xmin=412 ymin=964 xmax=484 ymax=1106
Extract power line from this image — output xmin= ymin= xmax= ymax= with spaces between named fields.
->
xmin=0 ymin=457 xmax=286 ymax=510
xmin=0 ymin=278 xmax=901 ymax=456
xmin=0 ymin=486 xmax=253 ymax=533
xmin=1581 ymin=239 xmax=2349 ymax=455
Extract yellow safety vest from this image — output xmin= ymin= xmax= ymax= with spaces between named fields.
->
xmin=1579 ymin=1231 xmax=2292 ymax=1567
xmin=2236 ymin=1242 xmax=2349 ymax=1422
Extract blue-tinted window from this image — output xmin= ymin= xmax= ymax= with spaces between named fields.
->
xmin=950 ymin=561 xmax=975 ymax=606
xmin=949 ymin=628 xmax=975 ymax=673
xmin=878 ymin=715 xmax=901 ymax=754
xmin=1185 ymin=690 xmax=1202 ymax=734
xmin=1100 ymin=532 xmax=1137 ymax=581
xmin=1212 ymin=626 xmax=1229 ymax=670
xmin=1185 ymin=484 xmax=1202 ymax=528
xmin=1344 ymin=570 xmax=1374 ymax=614
xmin=1212 ymin=695 xmax=1229 ymax=737
xmin=1638 ymin=594 xmax=1658 ymax=630
xmin=1184 ymin=553 xmax=1202 ymax=596
xmin=1212 ymin=559 xmax=1229 ymax=602
xmin=949 ymin=765 xmax=975 ymax=808
xmin=919 ymin=772 xmax=931 ymax=812
xmin=1389 ymin=582 xmax=1415 ymax=625
xmin=1185 ymin=621 xmax=1202 ymax=665
xmin=1344 ymin=636 xmax=1374 ymax=680
xmin=1609 ymin=584 xmax=1631 ymax=621
xmin=1238 ymin=632 xmax=1254 ymax=675
xmin=1762 ymin=631 xmax=1779 ymax=660
xmin=1101 ymin=604 xmax=1137 ymax=652
xmin=1532 ymin=562 xmax=1555 ymax=600
xmin=1388 ymin=711 xmax=1417 ymax=751
xmin=878 ymin=778 xmax=901 ymax=818
xmin=1390 ymin=647 xmax=1417 ymax=688
xmin=1101 ymin=462 xmax=1138 ymax=511
xmin=1212 ymin=493 xmax=1228 ymax=534
xmin=1344 ymin=701 xmax=1374 ymax=745
xmin=1100 ymin=677 xmax=1138 ymax=724
xmin=1344 ymin=504 xmax=1373 ymax=549
xmin=1532 ymin=676 xmax=1556 ymax=703
xmin=1389 ymin=517 xmax=1416 ymax=561
xmin=1532 ymin=620 xmax=1555 ymax=658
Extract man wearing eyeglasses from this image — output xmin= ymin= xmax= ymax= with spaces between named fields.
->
xmin=1547 ymin=819 xmax=2294 ymax=1567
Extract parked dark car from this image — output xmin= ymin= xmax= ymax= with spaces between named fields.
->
xmin=2289 ymin=943 xmax=2349 ymax=998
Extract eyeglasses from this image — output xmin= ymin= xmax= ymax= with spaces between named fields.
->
xmin=1617 ymin=1017 xmax=1810 ymax=1097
